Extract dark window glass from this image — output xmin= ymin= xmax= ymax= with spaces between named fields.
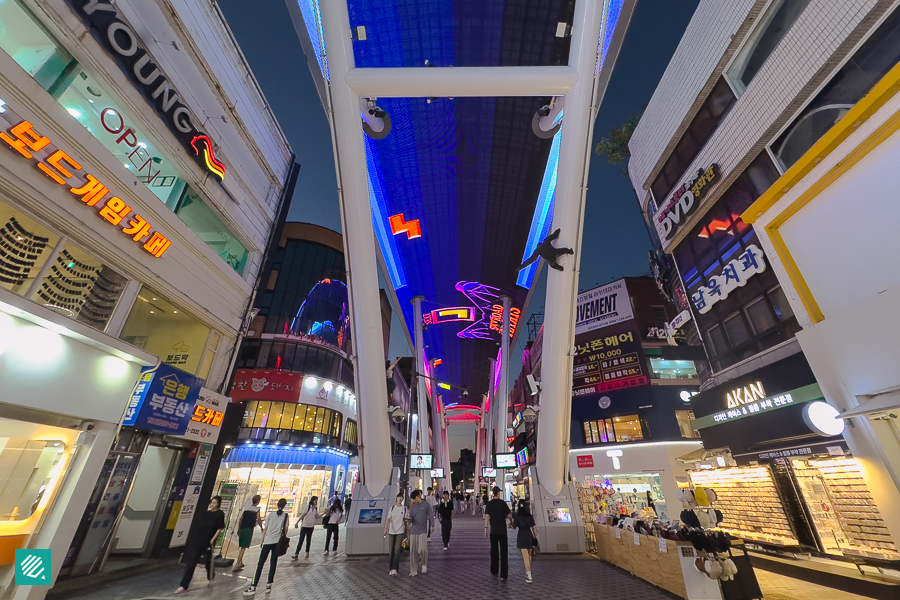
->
xmin=745 ymin=296 xmax=777 ymax=335
xmin=724 ymin=313 xmax=752 ymax=347
xmin=256 ymin=341 xmax=272 ymax=369
xmin=728 ymin=0 xmax=811 ymax=92
xmin=773 ymin=8 xmax=900 ymax=170
xmin=292 ymin=344 xmax=308 ymax=373
xmin=706 ymin=325 xmax=728 ymax=357
xmin=267 ymin=342 xmax=285 ymax=369
xmin=768 ymin=286 xmax=795 ymax=322
xmin=649 ymin=77 xmax=736 ymax=202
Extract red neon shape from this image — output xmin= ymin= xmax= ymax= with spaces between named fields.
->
xmin=433 ymin=359 xmax=443 ymax=367
xmin=190 ymin=135 xmax=226 ymax=180
xmin=389 ymin=213 xmax=422 ymax=239
xmin=697 ymin=218 xmax=733 ymax=238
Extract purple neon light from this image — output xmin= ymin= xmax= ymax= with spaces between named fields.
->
xmin=455 ymin=281 xmax=501 ymax=340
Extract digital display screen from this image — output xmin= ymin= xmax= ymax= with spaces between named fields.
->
xmin=431 ymin=468 xmax=445 ymax=478
xmin=409 ymin=454 xmax=433 ymax=469
xmin=516 ymin=448 xmax=530 ymax=467
xmin=482 ymin=467 xmax=496 ymax=478
xmin=358 ymin=509 xmax=383 ymax=524
xmin=547 ymin=507 xmax=572 ymax=523
xmin=495 ymin=453 xmax=516 ymax=468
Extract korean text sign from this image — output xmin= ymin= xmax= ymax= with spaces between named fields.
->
xmin=0 ymin=93 xmax=172 ymax=257
xmin=122 ymin=364 xmax=201 ymax=435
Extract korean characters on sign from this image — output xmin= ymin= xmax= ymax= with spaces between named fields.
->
xmin=654 ymin=164 xmax=719 ymax=241
xmin=0 ymin=101 xmax=172 ymax=258
xmin=691 ymin=245 xmax=767 ymax=314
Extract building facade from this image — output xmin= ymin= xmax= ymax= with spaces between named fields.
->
xmin=628 ymin=0 xmax=900 ymax=567
xmin=0 ymin=0 xmax=292 ymax=594
xmin=216 ymin=223 xmax=361 ymax=527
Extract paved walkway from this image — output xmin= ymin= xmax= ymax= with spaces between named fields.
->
xmin=57 ymin=510 xmax=672 ymax=600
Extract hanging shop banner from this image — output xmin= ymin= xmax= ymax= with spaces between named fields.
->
xmin=229 ymin=369 xmax=304 ymax=403
xmin=181 ymin=388 xmax=227 ymax=443
xmin=654 ymin=164 xmax=719 ymax=242
xmin=122 ymin=363 xmax=202 ymax=435
xmin=575 ymin=279 xmax=634 ymax=335
xmin=690 ymin=245 xmax=767 ymax=314
xmin=169 ymin=444 xmax=213 ymax=548
xmin=573 ymin=317 xmax=649 ymax=397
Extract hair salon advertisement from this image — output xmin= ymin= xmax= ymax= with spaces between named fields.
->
xmin=573 ymin=281 xmax=649 ymax=397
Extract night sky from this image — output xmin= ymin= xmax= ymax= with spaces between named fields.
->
xmin=216 ymin=0 xmax=701 ymax=457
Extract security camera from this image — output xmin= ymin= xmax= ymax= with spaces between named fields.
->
xmin=388 ymin=406 xmax=405 ymax=424
xmin=522 ymin=406 xmax=540 ymax=424
xmin=462 ymin=389 xmax=469 ymax=399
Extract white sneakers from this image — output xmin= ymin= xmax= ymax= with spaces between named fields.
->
xmin=389 ymin=569 xmax=397 ymax=576
xmin=422 ymin=565 xmax=427 ymax=574
xmin=526 ymin=572 xmax=533 ymax=584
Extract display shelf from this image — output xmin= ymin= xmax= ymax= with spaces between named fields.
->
xmin=575 ymin=482 xmax=599 ymax=553
xmin=796 ymin=458 xmax=900 ymax=561
xmin=690 ymin=466 xmax=799 ymax=547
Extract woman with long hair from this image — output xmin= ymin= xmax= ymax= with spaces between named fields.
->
xmin=243 ymin=498 xmax=288 ymax=595
xmin=291 ymin=495 xmax=318 ymax=559
xmin=512 ymin=499 xmax=537 ymax=584
xmin=324 ymin=498 xmax=344 ymax=555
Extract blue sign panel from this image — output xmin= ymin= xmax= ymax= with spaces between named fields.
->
xmin=121 ymin=364 xmax=202 ymax=435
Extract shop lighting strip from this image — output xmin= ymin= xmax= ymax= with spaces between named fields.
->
xmin=569 ymin=440 xmax=703 ymax=453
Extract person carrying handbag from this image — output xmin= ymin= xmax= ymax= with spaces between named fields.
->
xmin=291 ymin=496 xmax=318 ymax=559
xmin=244 ymin=498 xmax=288 ymax=596
xmin=383 ymin=492 xmax=407 ymax=576
xmin=323 ymin=499 xmax=344 ymax=555
xmin=512 ymin=499 xmax=538 ymax=584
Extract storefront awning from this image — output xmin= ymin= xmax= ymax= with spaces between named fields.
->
xmin=838 ymin=391 xmax=900 ymax=419
xmin=675 ymin=447 xmax=729 ymax=464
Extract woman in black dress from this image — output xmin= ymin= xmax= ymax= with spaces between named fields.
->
xmin=512 ymin=499 xmax=537 ymax=584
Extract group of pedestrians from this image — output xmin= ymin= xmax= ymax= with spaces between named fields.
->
xmin=384 ymin=486 xmax=537 ymax=584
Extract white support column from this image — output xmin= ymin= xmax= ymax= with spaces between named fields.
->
xmin=413 ymin=296 xmax=431 ymax=491
xmin=536 ymin=0 xmax=606 ymax=497
xmin=485 ymin=358 xmax=496 ymax=463
xmin=441 ymin=404 xmax=452 ymax=493
xmin=345 ymin=66 xmax=578 ymax=98
xmin=320 ymin=0 xmax=392 ymax=491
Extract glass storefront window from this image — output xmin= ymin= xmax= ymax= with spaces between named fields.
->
xmin=675 ymin=410 xmax=699 ymax=439
xmin=612 ymin=415 xmax=643 ymax=442
xmin=215 ymin=464 xmax=332 ymax=519
xmin=31 ymin=242 xmax=127 ymax=330
xmin=240 ymin=401 xmax=345 ymax=446
xmin=174 ymin=188 xmax=248 ymax=275
xmin=0 ymin=0 xmax=77 ymax=97
xmin=649 ymin=358 xmax=697 ymax=380
xmin=0 ymin=197 xmax=60 ymax=296
xmin=118 ymin=286 xmax=212 ymax=375
xmin=0 ymin=417 xmax=81 ymax=589
xmin=583 ymin=415 xmax=645 ymax=445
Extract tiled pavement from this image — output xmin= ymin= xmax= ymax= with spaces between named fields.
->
xmin=58 ymin=511 xmax=674 ymax=600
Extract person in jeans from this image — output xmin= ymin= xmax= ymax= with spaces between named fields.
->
xmin=175 ymin=496 xmax=225 ymax=594
xmin=407 ymin=489 xmax=434 ymax=577
xmin=484 ymin=486 xmax=512 ymax=580
xmin=324 ymin=498 xmax=344 ymax=555
xmin=383 ymin=493 xmax=407 ymax=576
xmin=291 ymin=496 xmax=318 ymax=559
xmin=243 ymin=498 xmax=288 ymax=596
xmin=513 ymin=499 xmax=538 ymax=583
xmin=437 ymin=490 xmax=453 ymax=550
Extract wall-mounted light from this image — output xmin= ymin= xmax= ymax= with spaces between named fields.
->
xmin=304 ymin=376 xmax=318 ymax=388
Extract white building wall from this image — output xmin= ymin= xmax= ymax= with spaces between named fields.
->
xmin=629 ymin=0 xmax=884 ymax=253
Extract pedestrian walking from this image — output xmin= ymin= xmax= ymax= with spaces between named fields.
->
xmin=453 ymin=492 xmax=460 ymax=514
xmin=513 ymin=499 xmax=538 ymax=584
xmin=175 ymin=496 xmax=226 ymax=594
xmin=243 ymin=498 xmax=289 ymax=596
xmin=406 ymin=489 xmax=434 ymax=577
xmin=324 ymin=498 xmax=344 ymax=555
xmin=484 ymin=486 xmax=513 ymax=580
xmin=344 ymin=493 xmax=352 ymax=515
xmin=383 ymin=493 xmax=408 ymax=576
xmin=425 ymin=486 xmax=438 ymax=541
xmin=437 ymin=491 xmax=453 ymax=550
xmin=291 ymin=496 xmax=318 ymax=559
xmin=233 ymin=495 xmax=263 ymax=572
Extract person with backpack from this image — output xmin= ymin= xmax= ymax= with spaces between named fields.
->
xmin=383 ymin=492 xmax=407 ymax=576
xmin=174 ymin=496 xmax=225 ymax=594
xmin=243 ymin=498 xmax=289 ymax=596
xmin=324 ymin=498 xmax=345 ymax=555
xmin=513 ymin=499 xmax=538 ymax=584
xmin=291 ymin=496 xmax=318 ymax=559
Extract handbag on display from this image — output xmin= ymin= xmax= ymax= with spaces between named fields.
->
xmin=276 ymin=514 xmax=290 ymax=556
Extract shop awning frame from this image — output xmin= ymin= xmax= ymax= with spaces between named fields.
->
xmin=839 ymin=391 xmax=900 ymax=419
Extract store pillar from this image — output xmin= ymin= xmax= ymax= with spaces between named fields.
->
xmin=413 ymin=296 xmax=431 ymax=491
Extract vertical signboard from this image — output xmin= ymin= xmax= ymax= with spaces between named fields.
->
xmin=170 ymin=444 xmax=214 ymax=548
xmin=573 ymin=280 xmax=649 ymax=397
xmin=122 ymin=364 xmax=202 ymax=435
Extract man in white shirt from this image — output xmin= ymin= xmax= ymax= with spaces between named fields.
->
xmin=383 ymin=493 xmax=407 ymax=576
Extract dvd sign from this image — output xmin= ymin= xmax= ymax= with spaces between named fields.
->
xmin=654 ymin=164 xmax=719 ymax=241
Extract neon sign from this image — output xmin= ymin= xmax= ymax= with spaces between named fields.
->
xmin=456 ymin=282 xmax=519 ymax=340
xmin=389 ymin=213 xmax=422 ymax=239
xmin=423 ymin=307 xmax=474 ymax=326
xmin=0 ymin=113 xmax=171 ymax=258
xmin=67 ymin=0 xmax=227 ymax=181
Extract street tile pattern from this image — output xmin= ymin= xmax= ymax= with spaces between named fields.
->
xmin=57 ymin=511 xmax=674 ymax=600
